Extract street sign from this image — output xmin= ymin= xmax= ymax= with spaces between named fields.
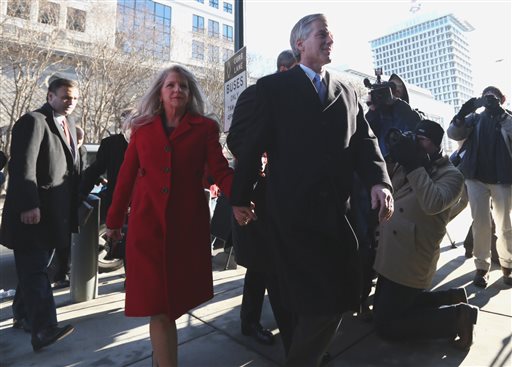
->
xmin=224 ymin=46 xmax=247 ymax=132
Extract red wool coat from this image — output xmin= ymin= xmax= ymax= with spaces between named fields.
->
xmin=106 ymin=113 xmax=233 ymax=320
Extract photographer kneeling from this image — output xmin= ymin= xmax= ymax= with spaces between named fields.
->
xmin=373 ymin=120 xmax=479 ymax=351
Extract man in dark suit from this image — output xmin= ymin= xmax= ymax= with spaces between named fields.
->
xmin=1 ymin=78 xmax=79 ymax=351
xmin=227 ymin=50 xmax=297 ymax=354
xmin=231 ymin=14 xmax=393 ymax=367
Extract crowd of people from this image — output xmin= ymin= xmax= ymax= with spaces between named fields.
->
xmin=0 ymin=11 xmax=510 ymax=367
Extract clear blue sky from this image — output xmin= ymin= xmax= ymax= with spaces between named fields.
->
xmin=244 ymin=0 xmax=511 ymax=101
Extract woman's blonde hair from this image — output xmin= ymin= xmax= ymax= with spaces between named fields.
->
xmin=127 ymin=64 xmax=211 ymax=133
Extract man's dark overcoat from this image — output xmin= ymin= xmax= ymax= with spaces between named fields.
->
xmin=227 ymin=85 xmax=274 ymax=272
xmin=0 ymin=103 xmax=80 ymax=250
xmin=231 ymin=66 xmax=391 ymax=315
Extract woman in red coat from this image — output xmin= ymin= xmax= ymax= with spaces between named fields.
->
xmin=105 ymin=65 xmax=233 ymax=366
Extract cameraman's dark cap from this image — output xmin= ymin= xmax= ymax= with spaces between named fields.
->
xmin=415 ymin=120 xmax=444 ymax=147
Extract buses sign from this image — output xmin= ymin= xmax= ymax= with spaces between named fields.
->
xmin=224 ymin=47 xmax=247 ymax=132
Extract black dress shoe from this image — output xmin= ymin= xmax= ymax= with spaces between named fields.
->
xmin=241 ymin=322 xmax=275 ymax=345
xmin=32 ymin=324 xmax=74 ymax=352
xmin=453 ymin=304 xmax=478 ymax=351
xmin=13 ymin=318 xmax=31 ymax=333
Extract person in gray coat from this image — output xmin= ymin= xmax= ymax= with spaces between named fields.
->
xmin=447 ymin=86 xmax=512 ymax=288
xmin=0 ymin=78 xmax=79 ymax=351
xmin=373 ymin=120 xmax=479 ymax=351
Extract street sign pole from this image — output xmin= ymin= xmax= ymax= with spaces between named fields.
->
xmin=223 ymin=46 xmax=246 ymax=132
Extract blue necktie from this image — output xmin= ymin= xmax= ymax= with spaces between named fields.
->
xmin=313 ymin=74 xmax=326 ymax=104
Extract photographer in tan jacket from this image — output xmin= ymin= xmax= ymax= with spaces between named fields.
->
xmin=373 ymin=120 xmax=479 ymax=351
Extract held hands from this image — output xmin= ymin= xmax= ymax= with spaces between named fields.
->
xmin=371 ymin=185 xmax=394 ymax=223
xmin=105 ymin=228 xmax=123 ymax=242
xmin=233 ymin=204 xmax=257 ymax=226
xmin=390 ymin=137 xmax=427 ymax=173
xmin=20 ymin=208 xmax=40 ymax=224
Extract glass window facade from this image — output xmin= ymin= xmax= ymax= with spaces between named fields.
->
xmin=209 ymin=0 xmax=219 ymax=9
xmin=116 ymin=0 xmax=172 ymax=61
xmin=370 ymin=14 xmax=473 ymax=111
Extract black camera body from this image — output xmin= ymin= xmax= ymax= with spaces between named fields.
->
xmin=364 ymin=68 xmax=395 ymax=107
xmin=384 ymin=128 xmax=416 ymax=152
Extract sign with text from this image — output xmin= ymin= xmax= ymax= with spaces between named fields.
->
xmin=224 ymin=46 xmax=247 ymax=132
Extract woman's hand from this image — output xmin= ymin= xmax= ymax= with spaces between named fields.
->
xmin=105 ymin=228 xmax=123 ymax=241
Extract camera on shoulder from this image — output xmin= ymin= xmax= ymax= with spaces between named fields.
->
xmin=363 ymin=68 xmax=395 ymax=108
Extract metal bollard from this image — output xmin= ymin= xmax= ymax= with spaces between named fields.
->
xmin=70 ymin=194 xmax=100 ymax=302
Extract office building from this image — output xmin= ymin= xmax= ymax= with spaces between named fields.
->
xmin=370 ymin=14 xmax=474 ymax=112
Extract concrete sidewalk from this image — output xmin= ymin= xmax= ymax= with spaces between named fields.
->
xmin=0 ymin=207 xmax=511 ymax=367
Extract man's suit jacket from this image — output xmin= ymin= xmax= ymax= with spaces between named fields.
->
xmin=231 ymin=65 xmax=391 ymax=315
xmin=227 ymin=85 xmax=274 ymax=272
xmin=0 ymin=103 xmax=80 ymax=250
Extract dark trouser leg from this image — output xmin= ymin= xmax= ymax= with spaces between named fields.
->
xmin=13 ymin=247 xmax=58 ymax=336
xmin=240 ymin=268 xmax=266 ymax=324
xmin=266 ymin=272 xmax=295 ymax=356
xmin=285 ymin=313 xmax=342 ymax=367
xmin=12 ymin=285 xmax=26 ymax=320
xmin=53 ymin=246 xmax=71 ymax=282
xmin=373 ymin=276 xmax=458 ymax=340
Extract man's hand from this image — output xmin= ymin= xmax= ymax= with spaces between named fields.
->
xmin=20 ymin=208 xmax=40 ymax=224
xmin=233 ymin=204 xmax=257 ymax=226
xmin=456 ymin=97 xmax=478 ymax=121
xmin=371 ymin=185 xmax=394 ymax=223
xmin=390 ymin=137 xmax=427 ymax=173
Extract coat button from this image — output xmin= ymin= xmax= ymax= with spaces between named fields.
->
xmin=393 ymin=230 xmax=397 ymax=235
xmin=162 ymin=187 xmax=169 ymax=193
xmin=164 ymin=146 xmax=171 ymax=152
xmin=164 ymin=167 xmax=171 ymax=173
xmin=399 ymin=208 xmax=404 ymax=213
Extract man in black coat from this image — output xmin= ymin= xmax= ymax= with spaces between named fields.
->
xmin=231 ymin=14 xmax=393 ymax=367
xmin=1 ymin=78 xmax=79 ymax=351
xmin=227 ymin=50 xmax=297 ymax=354
xmin=79 ymin=111 xmax=130 ymax=223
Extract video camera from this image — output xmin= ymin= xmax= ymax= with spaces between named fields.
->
xmin=364 ymin=68 xmax=395 ymax=107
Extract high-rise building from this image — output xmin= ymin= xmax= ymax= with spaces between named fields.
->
xmin=370 ymin=14 xmax=474 ymax=112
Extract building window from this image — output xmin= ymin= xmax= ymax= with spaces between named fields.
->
xmin=208 ymin=19 xmax=219 ymax=38
xmin=223 ymin=24 xmax=233 ymax=41
xmin=196 ymin=0 xmax=204 ymax=3
xmin=67 ymin=7 xmax=86 ymax=32
xmin=192 ymin=40 xmax=204 ymax=60
xmin=208 ymin=45 xmax=219 ymax=63
xmin=116 ymin=0 xmax=172 ymax=61
xmin=39 ymin=2 xmax=60 ymax=26
xmin=192 ymin=14 xmax=204 ymax=33
xmin=223 ymin=2 xmax=232 ymax=13
xmin=209 ymin=0 xmax=219 ymax=9
xmin=7 ymin=0 xmax=30 ymax=19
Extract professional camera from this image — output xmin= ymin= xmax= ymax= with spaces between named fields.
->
xmin=363 ymin=68 xmax=395 ymax=107
xmin=384 ymin=127 xmax=416 ymax=152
